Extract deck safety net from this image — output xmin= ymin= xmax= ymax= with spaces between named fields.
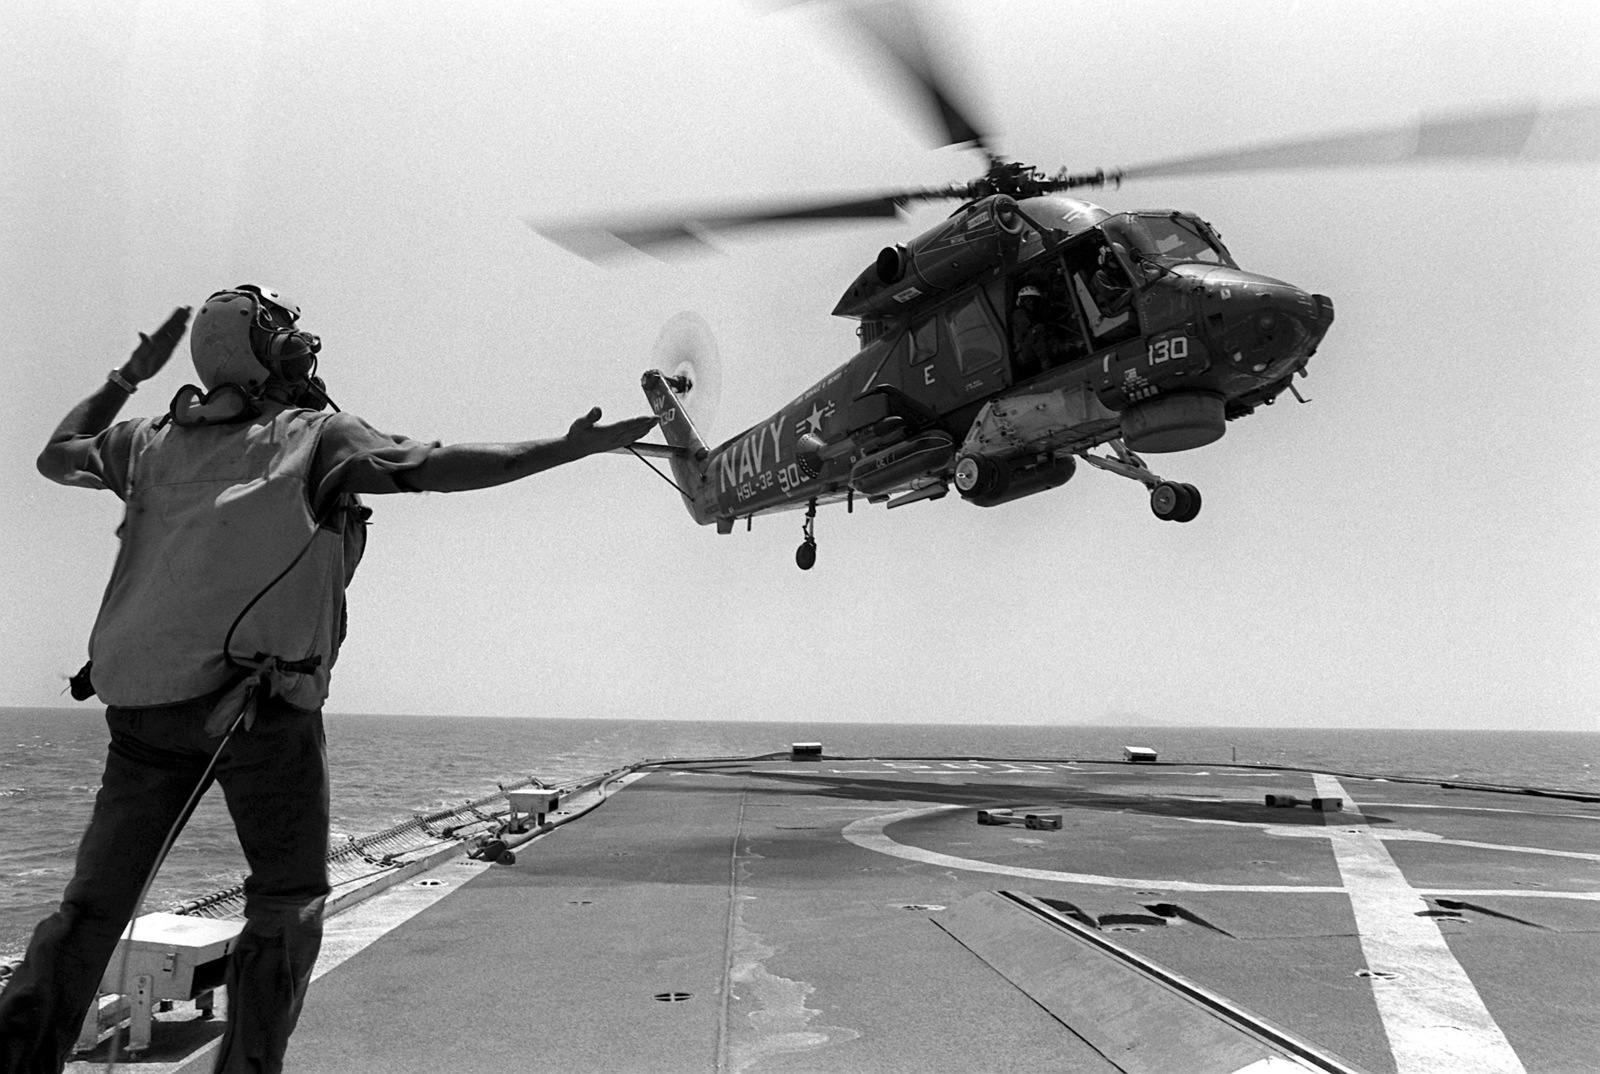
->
xmin=172 ymin=774 xmax=561 ymax=920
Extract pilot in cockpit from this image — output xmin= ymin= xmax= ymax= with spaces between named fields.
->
xmin=1089 ymin=245 xmax=1133 ymax=316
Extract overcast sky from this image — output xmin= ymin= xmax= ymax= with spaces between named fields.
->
xmin=2 ymin=0 xmax=1596 ymax=730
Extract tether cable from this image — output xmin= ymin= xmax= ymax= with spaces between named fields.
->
xmin=219 ymin=510 xmax=331 ymax=673
xmin=627 ymin=446 xmax=690 ymax=497
xmin=104 ymin=706 xmax=246 ymax=1073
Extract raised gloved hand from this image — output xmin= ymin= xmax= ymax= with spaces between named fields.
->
xmin=564 ymin=406 xmax=660 ymax=458
xmin=121 ymin=306 xmax=192 ymax=386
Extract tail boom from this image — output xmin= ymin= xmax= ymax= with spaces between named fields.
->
xmin=640 ymin=369 xmax=717 ymax=525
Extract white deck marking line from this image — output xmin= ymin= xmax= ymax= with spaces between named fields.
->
xmin=842 ymin=804 xmax=1600 ymax=902
xmin=1377 ymin=834 xmax=1600 ymax=861
xmin=1364 ymin=802 xmax=1600 ymax=821
xmin=1228 ymin=1058 xmax=1319 ymax=1073
xmin=1412 ymin=888 xmax=1600 ymax=900
xmin=1314 ymin=774 xmax=1527 ymax=1074
xmin=307 ymin=772 xmax=656 ymax=982
xmin=312 ymin=861 xmax=485 ymax=982
xmin=827 ymin=769 xmax=981 ymax=776
xmin=1165 ymin=814 xmax=1600 ymax=863
xmin=841 ymin=805 xmax=1343 ymax=893
xmin=166 ymin=862 xmax=489 ymax=1074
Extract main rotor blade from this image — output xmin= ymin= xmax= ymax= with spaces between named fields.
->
xmin=831 ymin=0 xmax=992 ymax=152
xmin=1112 ymin=99 xmax=1600 ymax=182
xmin=530 ymin=189 xmax=962 ymax=261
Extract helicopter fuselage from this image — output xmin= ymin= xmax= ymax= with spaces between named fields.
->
xmin=643 ymin=194 xmax=1333 ymax=532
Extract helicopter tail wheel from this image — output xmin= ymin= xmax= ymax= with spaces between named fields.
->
xmin=796 ymin=498 xmax=819 ymax=570
xmin=1151 ymin=481 xmax=1202 ymax=522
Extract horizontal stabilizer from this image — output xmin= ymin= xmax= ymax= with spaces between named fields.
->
xmin=610 ymin=441 xmax=690 ymax=460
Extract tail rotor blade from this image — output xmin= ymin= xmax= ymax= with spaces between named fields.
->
xmin=652 ymin=312 xmax=722 ymax=439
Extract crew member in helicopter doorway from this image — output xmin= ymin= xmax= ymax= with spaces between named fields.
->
xmin=0 ymin=288 xmax=656 ymax=1074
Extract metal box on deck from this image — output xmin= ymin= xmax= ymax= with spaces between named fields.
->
xmin=507 ymin=788 xmax=561 ymax=831
xmin=79 ymin=912 xmax=242 ymax=1055
xmin=508 ymin=789 xmax=561 ymax=816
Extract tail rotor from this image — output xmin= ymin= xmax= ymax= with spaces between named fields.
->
xmin=652 ymin=311 xmax=722 ymax=441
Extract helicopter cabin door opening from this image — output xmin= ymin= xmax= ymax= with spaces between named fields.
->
xmin=1008 ymin=231 xmax=1141 ymax=384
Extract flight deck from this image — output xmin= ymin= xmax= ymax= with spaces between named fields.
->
xmin=68 ymin=754 xmax=1600 ymax=1074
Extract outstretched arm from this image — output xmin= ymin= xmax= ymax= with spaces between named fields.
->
xmin=37 ymin=308 xmax=191 ymax=484
xmin=397 ymin=407 xmax=658 ymax=493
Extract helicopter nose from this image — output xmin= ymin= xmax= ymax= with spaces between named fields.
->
xmin=1198 ymin=274 xmax=1334 ymax=379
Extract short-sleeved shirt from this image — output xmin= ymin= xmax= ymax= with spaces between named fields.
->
xmin=65 ymin=407 xmax=437 ymax=517
xmin=59 ymin=406 xmax=438 ymax=707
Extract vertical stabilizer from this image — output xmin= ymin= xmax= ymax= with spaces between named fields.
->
xmin=640 ymin=370 xmax=715 ymax=524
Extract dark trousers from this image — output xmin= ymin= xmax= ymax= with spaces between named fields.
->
xmin=0 ymin=696 xmax=331 ymax=1074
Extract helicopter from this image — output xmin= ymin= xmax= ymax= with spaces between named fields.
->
xmin=533 ymin=2 xmax=1597 ymax=571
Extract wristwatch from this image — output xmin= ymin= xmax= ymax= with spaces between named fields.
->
xmin=107 ymin=369 xmax=138 ymax=393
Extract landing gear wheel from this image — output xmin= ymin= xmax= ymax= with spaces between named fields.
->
xmin=1173 ymin=482 xmax=1202 ymax=523
xmin=953 ymin=453 xmax=1008 ymax=500
xmin=1151 ymin=481 xmax=1202 ymax=522
xmin=1150 ymin=481 xmax=1183 ymax=520
xmin=796 ymin=539 xmax=817 ymax=571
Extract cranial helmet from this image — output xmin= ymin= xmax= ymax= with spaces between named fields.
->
xmin=190 ymin=285 xmax=320 ymax=392
xmin=1017 ymin=285 xmax=1043 ymax=301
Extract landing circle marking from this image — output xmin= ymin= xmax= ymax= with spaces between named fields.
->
xmin=841 ymin=805 xmax=1343 ymax=893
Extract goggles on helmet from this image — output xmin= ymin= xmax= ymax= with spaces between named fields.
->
xmin=239 ymin=284 xmax=300 ymax=325
xmin=166 ymin=383 xmax=262 ymax=428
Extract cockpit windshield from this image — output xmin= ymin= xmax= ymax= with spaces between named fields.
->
xmin=1127 ymin=213 xmax=1234 ymax=267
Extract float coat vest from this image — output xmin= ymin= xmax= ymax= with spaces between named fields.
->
xmin=88 ymin=406 xmax=356 ymax=709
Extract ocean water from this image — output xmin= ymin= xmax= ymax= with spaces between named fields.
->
xmin=2 ymin=705 xmax=1595 ymax=960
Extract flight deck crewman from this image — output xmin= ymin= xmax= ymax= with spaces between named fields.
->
xmin=0 ymin=286 xmax=657 ymax=1074
xmin=1012 ymin=284 xmax=1054 ymax=377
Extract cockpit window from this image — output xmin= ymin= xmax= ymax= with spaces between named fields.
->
xmin=1130 ymin=213 xmax=1234 ymax=267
